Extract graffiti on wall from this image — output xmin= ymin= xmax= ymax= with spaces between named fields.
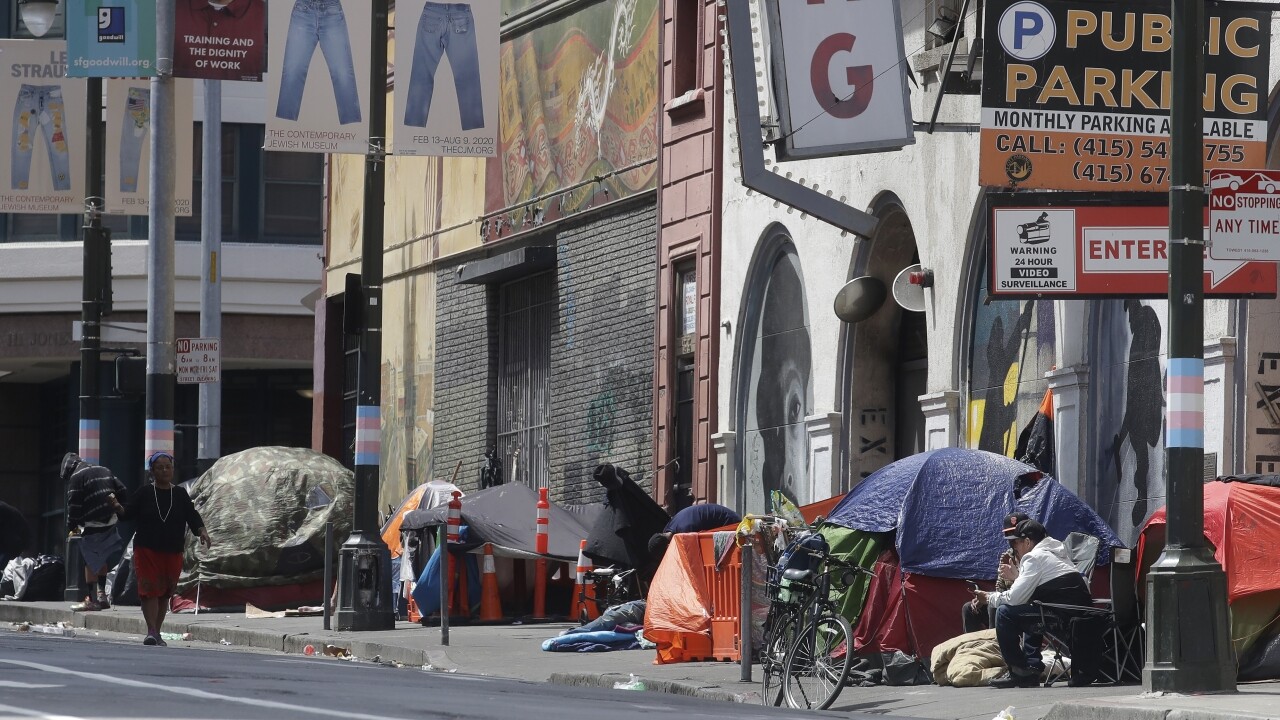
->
xmin=1248 ymin=352 xmax=1280 ymax=472
xmin=1092 ymin=299 xmax=1167 ymax=543
xmin=742 ymin=251 xmax=812 ymax=512
xmin=854 ymin=407 xmax=889 ymax=480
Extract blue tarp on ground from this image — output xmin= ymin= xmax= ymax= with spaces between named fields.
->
xmin=411 ymin=527 xmax=481 ymax=616
xmin=825 ymin=448 xmax=1123 ymax=580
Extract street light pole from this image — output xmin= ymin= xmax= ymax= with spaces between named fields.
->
xmin=145 ymin=0 xmax=178 ymax=463
xmin=1144 ymin=0 xmax=1235 ymax=694
xmin=197 ymin=80 xmax=222 ymax=475
xmin=334 ymin=0 xmax=394 ymax=632
xmin=69 ymin=75 xmax=110 ymax=603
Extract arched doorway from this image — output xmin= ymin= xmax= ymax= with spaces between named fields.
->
xmin=736 ymin=228 xmax=813 ymax=512
xmin=840 ymin=197 xmax=927 ymax=487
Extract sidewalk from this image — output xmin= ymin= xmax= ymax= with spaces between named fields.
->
xmin=3 ymin=600 xmax=1278 ymax=720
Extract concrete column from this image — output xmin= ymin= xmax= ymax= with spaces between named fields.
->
xmin=920 ymin=390 xmax=960 ymax=450
xmin=805 ymin=412 xmax=843 ymax=500
xmin=1047 ymin=365 xmax=1089 ymax=496
xmin=712 ymin=431 xmax=737 ymax=512
xmin=1203 ymin=337 xmax=1236 ymax=479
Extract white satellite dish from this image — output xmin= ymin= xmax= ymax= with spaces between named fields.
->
xmin=892 ymin=264 xmax=927 ymax=313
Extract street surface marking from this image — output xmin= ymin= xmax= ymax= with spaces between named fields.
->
xmin=0 ymin=701 xmax=85 ymax=720
xmin=0 ymin=682 xmax=65 ymax=689
xmin=0 ymin=659 xmax=398 ymax=720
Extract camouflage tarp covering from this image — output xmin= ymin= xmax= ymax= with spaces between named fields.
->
xmin=178 ymin=447 xmax=354 ymax=592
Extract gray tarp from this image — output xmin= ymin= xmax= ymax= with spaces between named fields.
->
xmin=401 ymin=483 xmax=600 ymax=562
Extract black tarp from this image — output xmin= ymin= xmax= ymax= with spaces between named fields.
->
xmin=583 ymin=464 xmax=669 ymax=575
xmin=401 ymin=482 xmax=599 ymax=562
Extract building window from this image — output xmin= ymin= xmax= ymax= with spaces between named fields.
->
xmin=263 ymin=151 xmax=324 ymax=240
xmin=670 ymin=262 xmax=697 ymax=511
xmin=672 ymin=0 xmax=700 ymax=97
xmin=496 ymin=272 xmax=554 ymax=489
xmin=176 ymin=122 xmax=238 ymax=241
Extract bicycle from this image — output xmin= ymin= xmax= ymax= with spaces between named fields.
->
xmin=777 ymin=541 xmax=872 ymax=710
xmin=577 ymin=566 xmax=642 ymax=624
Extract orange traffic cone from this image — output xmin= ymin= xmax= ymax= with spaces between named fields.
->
xmin=479 ymin=543 xmax=503 ymax=622
xmin=574 ymin=539 xmax=597 ymax=621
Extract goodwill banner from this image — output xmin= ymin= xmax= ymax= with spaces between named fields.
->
xmin=391 ymin=0 xmax=499 ymax=157
xmin=65 ymin=0 xmax=157 ymax=77
xmin=980 ymin=0 xmax=1271 ymax=191
xmin=0 ymin=40 xmax=87 ymax=214
xmin=174 ymin=0 xmax=267 ymax=82
xmin=104 ymin=78 xmax=194 ymax=216
xmin=264 ymin=0 xmax=371 ymax=154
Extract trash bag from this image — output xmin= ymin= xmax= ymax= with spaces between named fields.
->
xmin=106 ymin=541 xmax=140 ymax=606
xmin=17 ymin=555 xmax=64 ymax=601
xmin=882 ymin=650 xmax=933 ymax=686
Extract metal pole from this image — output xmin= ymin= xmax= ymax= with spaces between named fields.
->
xmin=197 ymin=80 xmax=222 ymax=475
xmin=70 ymin=76 xmax=108 ymax=601
xmin=438 ymin=524 xmax=449 ymax=645
xmin=145 ymin=0 xmax=177 ymax=464
xmin=738 ymin=541 xmax=752 ymax=682
xmin=1144 ymin=0 xmax=1235 ymax=694
xmin=324 ymin=520 xmax=333 ymax=630
xmin=335 ymin=0 xmax=394 ymax=631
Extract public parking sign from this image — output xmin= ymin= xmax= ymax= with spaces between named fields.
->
xmin=1209 ymin=169 xmax=1280 ymax=261
xmin=988 ymin=193 xmax=1277 ymax=298
xmin=176 ymin=337 xmax=220 ymax=384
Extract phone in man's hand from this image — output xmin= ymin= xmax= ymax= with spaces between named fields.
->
xmin=967 ymin=580 xmax=981 ymax=592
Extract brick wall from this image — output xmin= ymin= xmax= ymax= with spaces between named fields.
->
xmin=550 ymin=201 xmax=657 ymax=505
xmin=432 ymin=197 xmax=656 ymax=504
xmin=430 ymin=266 xmax=497 ymax=490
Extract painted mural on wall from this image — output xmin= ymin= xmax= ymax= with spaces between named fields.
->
xmin=1245 ymin=299 xmax=1280 ymax=476
xmin=485 ymin=0 xmax=658 ymax=216
xmin=1092 ymin=299 xmax=1167 ymax=543
xmin=742 ymin=251 xmax=813 ymax=512
xmin=967 ymin=287 xmax=1056 ymax=460
xmin=378 ymin=273 xmax=436 ymax=513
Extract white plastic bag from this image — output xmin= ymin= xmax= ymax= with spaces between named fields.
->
xmin=992 ymin=706 xmax=1015 ymax=720
xmin=612 ymin=673 xmax=646 ymax=691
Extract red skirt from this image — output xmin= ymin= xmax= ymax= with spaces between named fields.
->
xmin=133 ymin=546 xmax=183 ymax=598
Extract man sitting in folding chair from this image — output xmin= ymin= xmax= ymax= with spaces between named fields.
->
xmin=969 ymin=519 xmax=1094 ymax=688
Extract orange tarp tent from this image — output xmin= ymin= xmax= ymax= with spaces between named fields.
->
xmin=382 ymin=484 xmax=429 ymax=558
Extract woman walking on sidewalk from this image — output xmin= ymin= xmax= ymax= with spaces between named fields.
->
xmin=108 ymin=452 xmax=211 ymax=645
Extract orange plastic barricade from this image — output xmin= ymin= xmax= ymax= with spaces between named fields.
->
xmin=698 ymin=533 xmax=743 ymax=662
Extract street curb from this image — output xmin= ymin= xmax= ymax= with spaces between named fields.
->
xmin=1 ymin=603 xmax=447 ymax=670
xmin=1045 ymin=701 xmax=1277 ymax=720
xmin=549 ymin=672 xmax=749 ymax=703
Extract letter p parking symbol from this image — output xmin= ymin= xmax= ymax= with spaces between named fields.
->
xmin=998 ymin=1 xmax=1054 ymax=61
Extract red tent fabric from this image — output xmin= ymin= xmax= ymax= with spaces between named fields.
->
xmin=852 ymin=548 xmax=989 ymax=661
xmin=1138 ymin=481 xmax=1280 ymax=603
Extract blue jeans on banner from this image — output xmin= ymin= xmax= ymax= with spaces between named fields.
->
xmin=119 ymin=87 xmax=150 ymax=193
xmin=275 ymin=0 xmax=362 ymax=125
xmin=404 ymin=2 xmax=484 ymax=130
xmin=12 ymin=84 xmax=71 ymax=191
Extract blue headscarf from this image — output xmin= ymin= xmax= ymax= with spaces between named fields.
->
xmin=147 ymin=451 xmax=175 ymax=471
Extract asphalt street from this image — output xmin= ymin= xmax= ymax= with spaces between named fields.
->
xmin=0 ymin=632 xmax=920 ymax=720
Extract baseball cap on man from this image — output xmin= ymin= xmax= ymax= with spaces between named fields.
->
xmin=1001 ymin=511 xmax=1031 ymax=538
xmin=1006 ymin=519 xmax=1047 ymax=542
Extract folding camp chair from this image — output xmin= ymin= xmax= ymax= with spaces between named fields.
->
xmin=1034 ymin=546 xmax=1143 ymax=686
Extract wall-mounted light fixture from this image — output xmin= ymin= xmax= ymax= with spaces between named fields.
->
xmin=18 ymin=0 xmax=59 ymax=36
xmin=926 ymin=6 xmax=959 ymax=45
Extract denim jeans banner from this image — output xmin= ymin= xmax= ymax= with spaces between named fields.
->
xmin=392 ymin=0 xmax=498 ymax=157
xmin=104 ymin=78 xmax=194 ymax=216
xmin=265 ymin=0 xmax=371 ymax=155
xmin=0 ymin=40 xmax=86 ymax=214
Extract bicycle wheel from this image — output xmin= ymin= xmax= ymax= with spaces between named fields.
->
xmin=782 ymin=613 xmax=854 ymax=710
xmin=760 ymin=612 xmax=798 ymax=706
